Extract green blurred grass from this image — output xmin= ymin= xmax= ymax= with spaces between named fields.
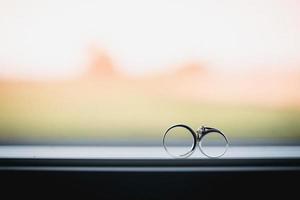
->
xmin=0 ymin=84 xmax=300 ymax=143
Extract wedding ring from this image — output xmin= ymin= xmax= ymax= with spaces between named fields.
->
xmin=163 ymin=124 xmax=197 ymax=158
xmin=197 ymin=126 xmax=229 ymax=158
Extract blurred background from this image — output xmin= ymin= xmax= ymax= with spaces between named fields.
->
xmin=0 ymin=0 xmax=299 ymax=145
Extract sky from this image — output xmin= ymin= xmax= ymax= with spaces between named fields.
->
xmin=0 ymin=0 xmax=300 ymax=79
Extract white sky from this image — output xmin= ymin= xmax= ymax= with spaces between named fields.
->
xmin=0 ymin=0 xmax=300 ymax=79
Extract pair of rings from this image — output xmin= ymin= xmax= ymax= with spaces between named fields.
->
xmin=163 ymin=124 xmax=229 ymax=158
